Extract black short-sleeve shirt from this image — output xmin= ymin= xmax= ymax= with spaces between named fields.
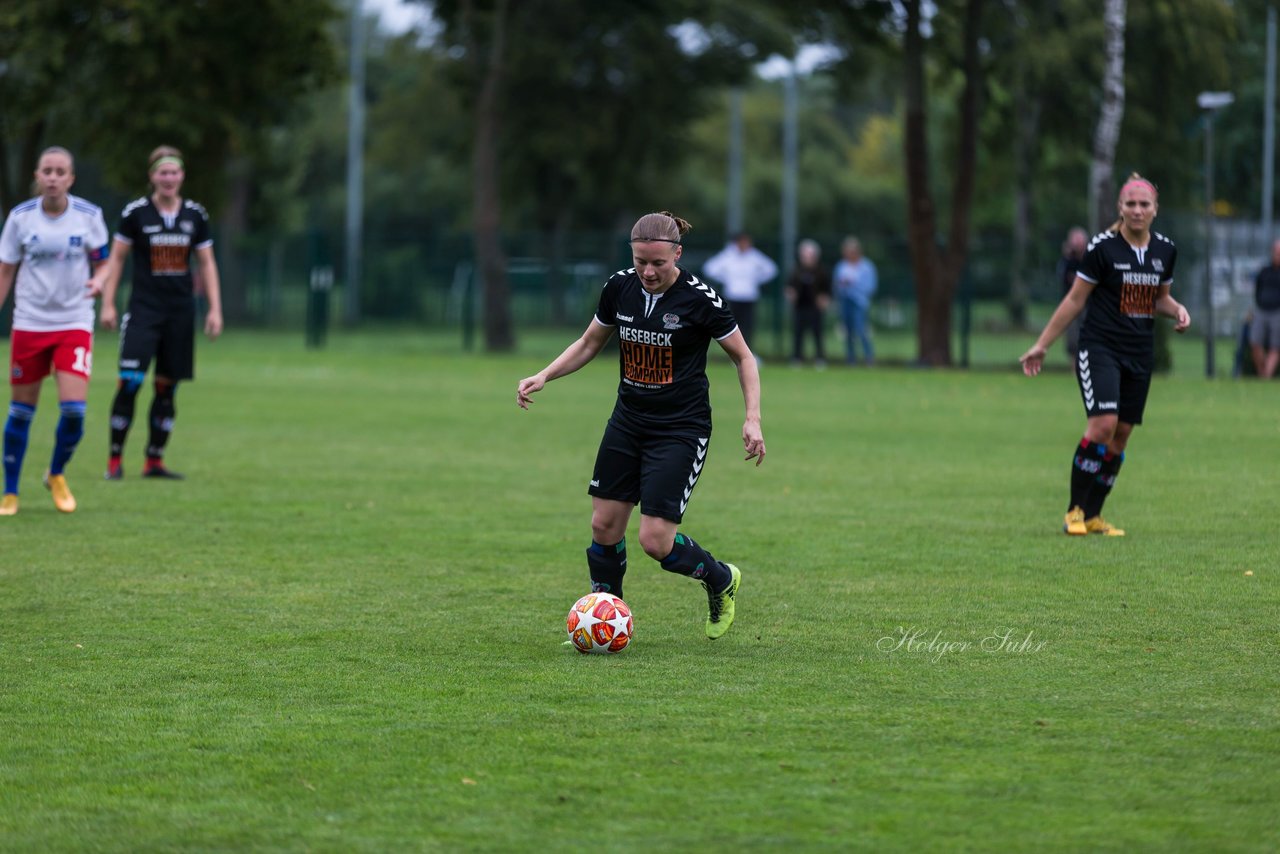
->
xmin=594 ymin=267 xmax=738 ymax=435
xmin=1255 ymin=265 xmax=1280 ymax=311
xmin=114 ymin=196 xmax=213 ymax=311
xmin=1076 ymin=229 xmax=1177 ymax=360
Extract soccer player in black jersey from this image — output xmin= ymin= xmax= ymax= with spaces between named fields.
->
xmin=518 ymin=211 xmax=765 ymax=640
xmin=92 ymin=146 xmax=224 ymax=480
xmin=1021 ymin=174 xmax=1190 ymax=536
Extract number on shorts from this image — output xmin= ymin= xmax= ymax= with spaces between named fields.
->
xmin=72 ymin=347 xmax=92 ymax=375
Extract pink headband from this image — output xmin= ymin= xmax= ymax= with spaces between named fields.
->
xmin=1121 ymin=178 xmax=1157 ymax=197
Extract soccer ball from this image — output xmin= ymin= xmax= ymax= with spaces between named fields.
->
xmin=566 ymin=592 xmax=633 ymax=654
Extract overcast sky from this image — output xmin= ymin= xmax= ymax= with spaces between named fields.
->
xmin=357 ymin=0 xmax=838 ymax=78
xmin=361 ymin=0 xmax=431 ymax=35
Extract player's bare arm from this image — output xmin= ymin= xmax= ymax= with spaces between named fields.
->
xmin=196 ymin=245 xmax=224 ymax=339
xmin=517 ymin=320 xmax=614 ymax=409
xmin=1020 ymin=277 xmax=1095 ymax=376
xmin=1154 ymin=287 xmax=1191 ymax=332
xmin=94 ymin=238 xmax=129 ymax=329
xmin=0 ymin=261 xmax=16 ymax=309
xmin=85 ymin=256 xmax=108 ymax=298
xmin=716 ymin=328 xmax=766 ymax=466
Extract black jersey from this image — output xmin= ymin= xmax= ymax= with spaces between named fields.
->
xmin=114 ymin=196 xmax=213 ymax=310
xmin=1076 ymin=229 xmax=1177 ymax=359
xmin=594 ymin=267 xmax=738 ymax=434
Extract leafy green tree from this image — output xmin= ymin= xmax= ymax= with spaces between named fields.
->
xmin=0 ymin=1 xmax=104 ymax=210
xmin=431 ymin=0 xmax=793 ymax=349
xmin=1 ymin=0 xmax=338 ymax=211
xmin=1 ymin=0 xmax=340 ymax=321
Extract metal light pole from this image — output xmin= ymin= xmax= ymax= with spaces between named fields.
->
xmin=1264 ymin=8 xmax=1276 ymax=236
xmin=344 ymin=0 xmax=366 ymax=326
xmin=726 ymin=88 xmax=744 ymax=240
xmin=1198 ymin=92 xmax=1234 ymax=379
xmin=778 ymin=67 xmax=798 ymax=356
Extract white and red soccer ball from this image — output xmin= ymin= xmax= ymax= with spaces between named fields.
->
xmin=566 ymin=592 xmax=633 ymax=654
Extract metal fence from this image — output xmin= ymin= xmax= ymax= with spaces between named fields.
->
xmin=5 ymin=212 xmax=1266 ymax=370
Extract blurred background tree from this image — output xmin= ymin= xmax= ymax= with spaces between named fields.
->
xmin=0 ymin=0 xmax=1264 ymax=363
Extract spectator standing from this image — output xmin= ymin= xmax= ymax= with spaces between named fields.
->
xmin=785 ymin=239 xmax=831 ymax=367
xmin=1250 ymin=238 xmax=1280 ymax=378
xmin=703 ymin=231 xmax=777 ymax=356
xmin=833 ymin=236 xmax=877 ymax=365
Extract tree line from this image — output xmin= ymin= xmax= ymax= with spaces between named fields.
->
xmin=2 ymin=0 xmax=1262 ymax=363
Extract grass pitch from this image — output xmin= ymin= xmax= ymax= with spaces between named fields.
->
xmin=1 ymin=329 xmax=1277 ymax=851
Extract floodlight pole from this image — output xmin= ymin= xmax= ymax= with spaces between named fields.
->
xmin=344 ymin=0 xmax=366 ymax=326
xmin=778 ymin=67 xmax=798 ymax=356
xmin=1198 ymin=91 xmax=1233 ymax=379
xmin=726 ymin=88 xmax=744 ymax=239
xmin=1204 ymin=110 xmax=1215 ymax=378
xmin=1265 ymin=7 xmax=1276 ymax=236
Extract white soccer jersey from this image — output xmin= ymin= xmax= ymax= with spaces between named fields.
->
xmin=0 ymin=194 xmax=110 ymax=332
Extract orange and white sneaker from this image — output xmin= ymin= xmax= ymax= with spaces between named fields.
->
xmin=43 ymin=472 xmax=77 ymax=513
xmin=0 ymin=493 xmax=17 ymax=516
xmin=1085 ymin=516 xmax=1125 ymax=536
xmin=1063 ymin=506 xmax=1087 ymax=536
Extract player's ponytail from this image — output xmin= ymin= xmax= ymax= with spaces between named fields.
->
xmin=630 ymin=211 xmax=692 ymax=244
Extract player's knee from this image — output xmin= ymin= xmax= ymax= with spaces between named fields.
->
xmin=590 ymin=513 xmax=624 ymax=545
xmin=118 ymin=370 xmax=147 ymax=394
xmin=638 ymin=528 xmax=675 ymax=561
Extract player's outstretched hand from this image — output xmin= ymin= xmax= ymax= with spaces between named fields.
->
xmin=1019 ymin=344 xmax=1046 ymax=377
xmin=99 ymin=303 xmax=118 ymax=331
xmin=1173 ymin=305 xmax=1191 ymax=333
xmin=743 ymin=419 xmax=766 ymax=466
xmin=86 ymin=277 xmax=103 ymax=299
xmin=517 ymin=375 xmax=545 ymax=410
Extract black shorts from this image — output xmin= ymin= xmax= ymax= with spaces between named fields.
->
xmin=588 ymin=419 xmax=710 ymax=523
xmin=119 ymin=306 xmax=196 ymax=381
xmin=1075 ymin=345 xmax=1151 ymax=424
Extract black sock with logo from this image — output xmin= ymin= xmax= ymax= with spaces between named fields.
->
xmin=1069 ymin=438 xmax=1106 ymax=512
xmin=586 ymin=539 xmax=627 ymax=600
xmin=660 ymin=533 xmax=731 ymax=591
xmin=1083 ymin=450 xmax=1124 ymax=518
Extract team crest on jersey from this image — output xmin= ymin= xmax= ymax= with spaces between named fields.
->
xmin=179 ymin=220 xmax=194 ymax=234
xmin=69 ymin=235 xmax=82 ymax=247
xmin=662 ymin=313 xmax=682 ymax=329
xmin=1152 ymin=258 xmax=1163 ymax=273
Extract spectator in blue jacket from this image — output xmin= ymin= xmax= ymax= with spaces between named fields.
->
xmin=833 ymin=237 xmax=877 ymax=365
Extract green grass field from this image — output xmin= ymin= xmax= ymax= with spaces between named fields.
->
xmin=2 ymin=329 xmax=1277 ymax=851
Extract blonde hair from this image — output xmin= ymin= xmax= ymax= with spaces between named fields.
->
xmin=630 ymin=211 xmax=692 ymax=244
xmin=31 ymin=146 xmax=75 ymax=195
xmin=149 ymin=145 xmax=184 ymax=173
xmin=1110 ymin=172 xmax=1157 ymax=232
xmin=38 ymin=146 xmax=75 ymax=170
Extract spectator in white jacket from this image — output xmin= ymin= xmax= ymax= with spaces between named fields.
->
xmin=703 ymin=232 xmax=777 ymax=352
